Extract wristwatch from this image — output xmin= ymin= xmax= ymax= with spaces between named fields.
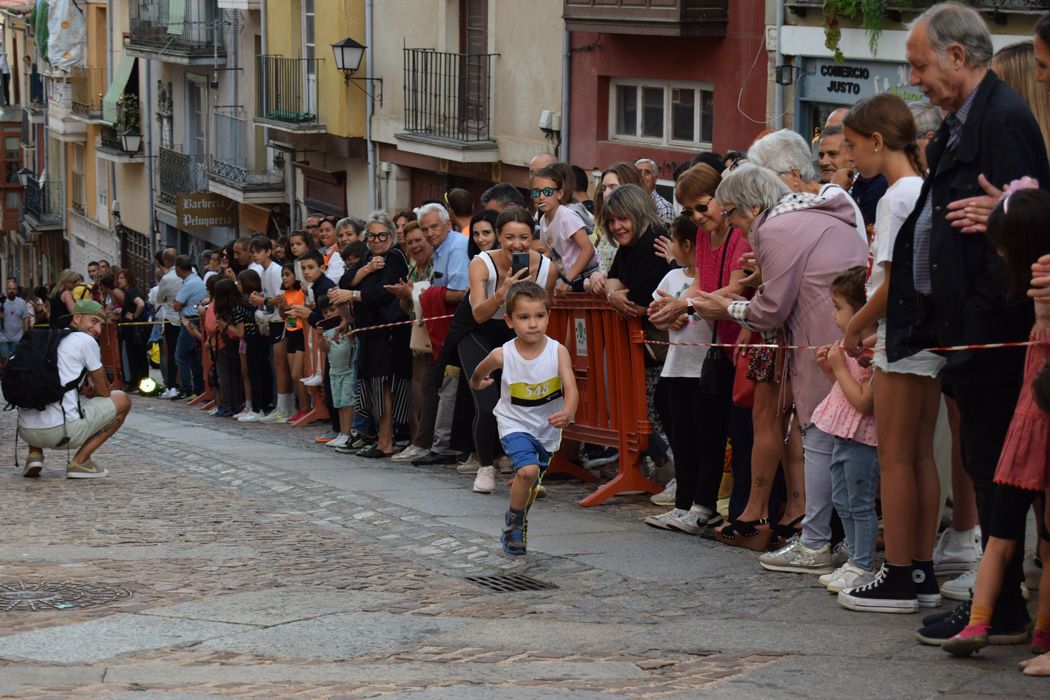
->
xmin=685 ymin=298 xmax=697 ymax=317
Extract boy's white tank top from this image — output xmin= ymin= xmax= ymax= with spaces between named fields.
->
xmin=493 ymin=335 xmax=564 ymax=452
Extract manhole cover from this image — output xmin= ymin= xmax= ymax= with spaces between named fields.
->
xmin=464 ymin=574 xmax=557 ymax=593
xmin=0 ymin=581 xmax=132 ymax=611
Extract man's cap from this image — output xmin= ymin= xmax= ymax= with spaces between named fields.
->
xmin=71 ymin=299 xmax=107 ymax=320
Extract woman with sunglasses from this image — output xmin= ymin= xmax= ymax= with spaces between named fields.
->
xmin=329 ymin=211 xmax=411 ymax=458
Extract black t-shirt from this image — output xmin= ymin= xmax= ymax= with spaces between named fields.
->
xmin=308 ymin=276 xmax=337 ymax=327
xmin=850 ymin=174 xmax=888 ymax=227
xmin=120 ymin=286 xmax=146 ymax=322
xmin=608 ymin=225 xmax=671 ymax=309
xmin=232 ymin=302 xmax=258 ymax=336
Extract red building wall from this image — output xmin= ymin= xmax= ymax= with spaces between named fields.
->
xmin=568 ymin=0 xmax=767 ymax=183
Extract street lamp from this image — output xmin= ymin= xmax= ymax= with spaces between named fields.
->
xmin=331 ymin=37 xmax=382 ymax=106
xmin=17 ymin=167 xmax=32 ymax=187
xmin=121 ymin=127 xmax=142 ymax=155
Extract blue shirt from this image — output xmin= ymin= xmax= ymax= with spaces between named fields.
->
xmin=430 ymin=231 xmax=469 ymax=291
xmin=175 ymin=274 xmax=206 ymax=318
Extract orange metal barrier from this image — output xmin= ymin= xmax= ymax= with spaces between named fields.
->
xmin=98 ymin=323 xmax=125 ymax=390
xmin=546 ymin=293 xmax=660 ymax=506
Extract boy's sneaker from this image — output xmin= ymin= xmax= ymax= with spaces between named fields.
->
xmin=667 ymin=507 xmax=723 ymax=535
xmin=825 ymin=562 xmax=874 ymax=593
xmin=940 ymin=565 xmax=978 ymax=601
xmin=159 ymin=387 xmax=178 ymax=399
xmin=391 ymin=445 xmax=427 ymax=462
xmin=472 ymin=466 xmax=496 ymax=494
xmin=933 ymin=527 xmax=982 ymax=575
xmin=645 ymin=508 xmax=688 ymax=530
xmin=917 ymin=601 xmax=1029 ymax=647
xmin=326 ymin=433 xmax=351 ymax=449
xmin=237 ymin=411 xmax=261 ymax=422
xmin=349 ymin=434 xmax=372 ymax=450
xmin=300 ymin=373 xmax=323 ymax=387
xmin=912 ymin=562 xmax=942 ymax=608
xmin=66 ymin=459 xmax=109 ymax=479
xmin=314 ymin=430 xmax=338 ymax=443
xmin=942 ymin=622 xmax=990 ymax=657
xmin=837 ymin=565 xmax=918 ymax=613
xmin=23 ymin=450 xmax=44 ymax=478
xmin=649 ymin=478 xmax=676 ymax=507
xmin=759 ymin=538 xmax=835 ymax=574
xmin=258 ymin=410 xmax=289 ymax=423
xmin=819 ymin=562 xmax=849 ymax=588
xmin=500 ymin=524 xmax=526 ymax=555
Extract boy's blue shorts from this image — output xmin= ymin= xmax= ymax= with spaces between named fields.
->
xmin=500 ymin=432 xmax=552 ymax=473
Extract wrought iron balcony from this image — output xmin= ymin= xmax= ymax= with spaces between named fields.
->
xmin=127 ymin=0 xmax=226 ymax=64
xmin=158 ymin=146 xmax=208 ymax=208
xmin=563 ymin=0 xmax=728 ymax=37
xmin=70 ymin=65 xmax=106 ymax=119
xmin=256 ymin=56 xmax=324 ymax=131
xmin=786 ymin=0 xmax=1049 ymax=13
xmin=209 ymin=110 xmax=285 ymax=196
xmin=24 ymin=176 xmax=64 ymax=228
xmin=401 ymin=49 xmax=497 ymax=146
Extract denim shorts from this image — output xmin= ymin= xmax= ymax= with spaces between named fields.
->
xmin=0 ymin=340 xmax=18 ymax=359
xmin=500 ymin=432 xmax=552 ymax=473
xmin=329 ymin=370 xmax=356 ymax=409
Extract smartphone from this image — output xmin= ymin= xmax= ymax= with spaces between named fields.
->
xmin=511 ymin=252 xmax=529 ymax=277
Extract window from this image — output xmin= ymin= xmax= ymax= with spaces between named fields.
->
xmin=302 ymin=0 xmax=317 ymax=115
xmin=611 ymin=80 xmax=714 ymax=148
xmin=96 ymin=157 xmax=109 ymax=227
xmin=72 ymin=143 xmax=86 ymax=216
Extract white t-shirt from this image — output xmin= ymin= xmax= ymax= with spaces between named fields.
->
xmin=493 ymin=336 xmax=565 ymax=452
xmin=17 ymin=331 xmax=101 ymax=429
xmin=868 ymin=176 xmax=923 ymax=298
xmin=653 ymin=268 xmax=712 ymax=378
xmin=253 ymin=260 xmax=284 ymax=322
xmin=540 ymin=205 xmax=595 ymax=279
xmin=323 ymin=245 xmax=346 ymax=284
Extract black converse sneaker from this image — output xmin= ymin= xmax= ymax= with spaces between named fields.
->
xmin=912 ymin=561 xmax=942 ymax=608
xmin=837 ymin=564 xmax=920 ymax=613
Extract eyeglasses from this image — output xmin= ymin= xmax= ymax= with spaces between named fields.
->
xmin=681 ymin=200 xmax=713 ymax=218
xmin=365 ymin=232 xmax=391 ymax=241
xmin=722 ymin=206 xmax=738 ymax=219
xmin=530 ymin=187 xmax=558 ymax=198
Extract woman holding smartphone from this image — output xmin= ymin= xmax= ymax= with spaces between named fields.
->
xmin=462 ymin=205 xmax=557 ymax=494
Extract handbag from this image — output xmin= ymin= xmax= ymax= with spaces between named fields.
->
xmin=732 ymin=352 xmax=756 ymax=408
xmin=698 ymin=230 xmax=735 ymax=397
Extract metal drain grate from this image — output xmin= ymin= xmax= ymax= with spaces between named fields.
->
xmin=464 ymin=574 xmax=558 ymax=593
xmin=0 ymin=581 xmax=132 ymax=612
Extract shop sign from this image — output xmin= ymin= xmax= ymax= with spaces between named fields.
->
xmin=800 ymin=59 xmax=925 ymax=105
xmin=176 ymin=193 xmax=238 ymax=231
xmin=239 ymin=203 xmax=271 ymax=235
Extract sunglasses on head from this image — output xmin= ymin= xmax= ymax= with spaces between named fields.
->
xmin=530 ymin=187 xmax=558 ymax=198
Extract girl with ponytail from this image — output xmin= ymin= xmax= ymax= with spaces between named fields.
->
xmin=835 ymin=93 xmax=949 ymax=612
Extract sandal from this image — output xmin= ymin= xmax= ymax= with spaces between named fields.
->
xmin=714 ymin=518 xmax=771 ymax=552
xmin=767 ymin=514 xmax=803 ymax=551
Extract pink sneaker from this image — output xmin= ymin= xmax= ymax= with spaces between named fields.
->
xmin=1032 ymin=628 xmax=1050 ymax=655
xmin=942 ymin=622 xmax=990 ymax=657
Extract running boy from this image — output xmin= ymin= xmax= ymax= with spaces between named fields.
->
xmin=469 ymin=281 xmax=578 ymax=555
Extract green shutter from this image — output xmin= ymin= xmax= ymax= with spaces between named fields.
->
xmin=167 ymin=0 xmax=186 ymax=36
xmin=102 ymin=56 xmax=136 ymax=126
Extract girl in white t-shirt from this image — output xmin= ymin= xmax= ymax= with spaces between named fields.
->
xmin=532 ymin=164 xmax=596 ymax=293
xmin=839 ymin=93 xmax=946 ymax=611
xmin=644 ymin=216 xmax=717 ymax=534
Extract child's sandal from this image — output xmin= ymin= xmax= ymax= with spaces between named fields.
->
xmin=714 ymin=518 xmax=771 ymax=552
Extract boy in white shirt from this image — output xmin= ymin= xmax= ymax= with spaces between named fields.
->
xmin=469 ymin=282 xmax=578 ymax=555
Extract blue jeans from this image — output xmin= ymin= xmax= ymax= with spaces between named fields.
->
xmin=829 ymin=437 xmax=880 ymax=570
xmin=174 ymin=320 xmax=204 ymax=394
xmin=800 ymin=425 xmax=835 ymax=550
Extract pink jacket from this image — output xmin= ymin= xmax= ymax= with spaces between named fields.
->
xmin=732 ymin=192 xmax=868 ymax=428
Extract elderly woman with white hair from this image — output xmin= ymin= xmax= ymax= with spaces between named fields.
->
xmin=690 ymin=163 xmax=868 ymax=575
xmin=329 ymin=210 xmax=412 ymax=458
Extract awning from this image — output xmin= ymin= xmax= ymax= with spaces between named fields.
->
xmin=102 ymin=55 xmax=136 ymax=125
xmin=167 ymin=0 xmax=186 ymax=36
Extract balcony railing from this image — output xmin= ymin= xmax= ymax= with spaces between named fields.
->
xmin=563 ymin=0 xmax=728 ymax=37
xmin=210 ymin=110 xmax=284 ymax=190
xmin=71 ymin=172 xmax=86 ymax=216
xmin=158 ymin=146 xmax=208 ymax=207
xmin=402 ymin=49 xmax=496 ymax=144
xmin=96 ymin=125 xmax=145 ymax=158
xmin=29 ymin=70 xmax=45 ymax=107
xmin=128 ymin=0 xmax=226 ymax=61
xmin=24 ymin=177 xmax=64 ymax=226
xmin=257 ymin=56 xmax=323 ymax=129
xmin=786 ymin=0 xmax=1048 ymax=12
xmin=70 ymin=65 xmax=107 ymax=118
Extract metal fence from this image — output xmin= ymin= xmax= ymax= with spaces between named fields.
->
xmin=70 ymin=65 xmax=107 ymax=117
xmin=128 ymin=0 xmax=225 ymax=57
xmin=158 ymin=146 xmax=207 ymax=207
xmin=210 ymin=110 xmax=284 ymax=188
xmin=258 ymin=55 xmax=322 ymax=127
xmin=25 ymin=177 xmax=63 ymax=224
xmin=403 ymin=48 xmax=497 ymax=142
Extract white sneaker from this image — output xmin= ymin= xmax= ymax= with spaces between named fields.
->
xmin=207 ymin=407 xmax=220 ymax=416
xmin=160 ymin=387 xmax=178 ymax=399
xmin=940 ymin=564 xmax=978 ymax=601
xmin=759 ymin=538 xmax=835 ymax=575
xmin=649 ymin=478 xmax=676 ymax=506
xmin=258 ymin=410 xmax=289 ymax=423
xmin=457 ymin=455 xmax=483 ymax=475
xmin=933 ymin=527 xmax=982 ymax=576
xmin=832 ymin=541 xmax=850 ymax=567
xmin=326 ymin=433 xmax=351 ymax=449
xmin=236 ymin=411 xmax=260 ymax=422
xmin=819 ymin=562 xmax=850 ymax=588
xmin=644 ymin=508 xmax=688 ymax=530
xmin=473 ymin=466 xmax=497 ymax=494
xmin=826 ymin=562 xmax=874 ymax=593
xmin=391 ymin=445 xmax=427 ymax=462
xmin=667 ymin=506 xmax=723 ymax=535
xmin=300 ymin=373 xmax=323 ymax=387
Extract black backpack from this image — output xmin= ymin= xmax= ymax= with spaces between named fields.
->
xmin=1 ymin=329 xmax=86 ymax=411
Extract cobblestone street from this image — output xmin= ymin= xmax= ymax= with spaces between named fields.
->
xmin=0 ymin=398 xmax=1045 ymax=699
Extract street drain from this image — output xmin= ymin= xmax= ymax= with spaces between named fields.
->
xmin=464 ymin=574 xmax=558 ymax=593
xmin=0 ymin=581 xmax=132 ymax=611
